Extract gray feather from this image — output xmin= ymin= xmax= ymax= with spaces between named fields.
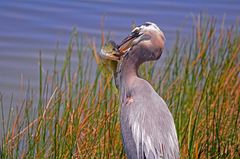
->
xmin=120 ymin=78 xmax=179 ymax=159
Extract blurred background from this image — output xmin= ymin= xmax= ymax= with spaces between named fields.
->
xmin=0 ymin=0 xmax=239 ymax=108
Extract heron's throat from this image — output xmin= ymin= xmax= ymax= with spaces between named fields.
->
xmin=119 ymin=53 xmax=140 ymax=87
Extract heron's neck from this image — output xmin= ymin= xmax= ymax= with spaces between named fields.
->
xmin=119 ymin=53 xmax=140 ymax=89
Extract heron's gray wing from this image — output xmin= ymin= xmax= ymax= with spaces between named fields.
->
xmin=123 ymin=79 xmax=179 ymax=159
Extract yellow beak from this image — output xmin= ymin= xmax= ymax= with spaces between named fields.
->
xmin=118 ymin=32 xmax=142 ymax=54
xmin=100 ymin=31 xmax=142 ymax=61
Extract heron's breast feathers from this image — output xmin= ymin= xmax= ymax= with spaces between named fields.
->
xmin=129 ymin=118 xmax=179 ymax=159
xmin=126 ymin=97 xmax=179 ymax=159
xmin=121 ymin=79 xmax=179 ymax=158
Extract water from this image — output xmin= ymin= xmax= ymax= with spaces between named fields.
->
xmin=0 ymin=0 xmax=239 ymax=108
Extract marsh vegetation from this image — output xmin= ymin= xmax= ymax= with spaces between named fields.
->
xmin=0 ymin=17 xmax=239 ymax=158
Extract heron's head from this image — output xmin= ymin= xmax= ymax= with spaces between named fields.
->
xmin=100 ymin=22 xmax=165 ymax=64
xmin=118 ymin=22 xmax=165 ymax=63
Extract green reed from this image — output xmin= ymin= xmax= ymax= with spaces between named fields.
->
xmin=0 ymin=16 xmax=239 ymax=158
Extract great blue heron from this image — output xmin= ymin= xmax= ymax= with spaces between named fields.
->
xmin=100 ymin=22 xmax=179 ymax=159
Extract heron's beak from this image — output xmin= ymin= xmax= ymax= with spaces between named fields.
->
xmin=99 ymin=31 xmax=142 ymax=61
xmin=118 ymin=31 xmax=142 ymax=53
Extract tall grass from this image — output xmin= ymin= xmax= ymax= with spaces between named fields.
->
xmin=1 ymin=16 xmax=239 ymax=158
